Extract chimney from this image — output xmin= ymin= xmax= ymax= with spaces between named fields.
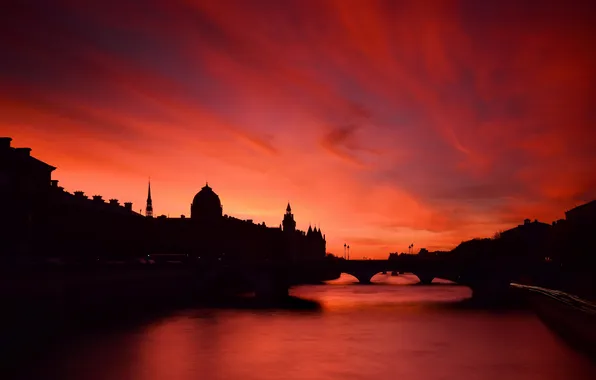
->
xmin=15 ymin=147 xmax=32 ymax=156
xmin=74 ymin=191 xmax=87 ymax=199
xmin=92 ymin=195 xmax=104 ymax=202
xmin=109 ymin=199 xmax=119 ymax=206
xmin=181 ymin=215 xmax=186 ymax=219
xmin=51 ymin=180 xmax=59 ymax=188
xmin=0 ymin=137 xmax=12 ymax=149
xmin=124 ymin=202 xmax=133 ymax=211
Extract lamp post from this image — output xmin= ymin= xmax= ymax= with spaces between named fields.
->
xmin=347 ymin=245 xmax=350 ymax=260
xmin=344 ymin=243 xmax=346 ymax=259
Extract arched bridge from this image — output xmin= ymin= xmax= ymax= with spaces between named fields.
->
xmin=339 ymin=259 xmax=449 ymax=284
xmin=129 ymin=255 xmax=515 ymax=302
xmin=335 ymin=257 xmax=513 ymax=301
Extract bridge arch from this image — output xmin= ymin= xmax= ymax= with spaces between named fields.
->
xmin=329 ymin=272 xmax=360 ymax=283
xmin=335 ymin=259 xmax=515 ymax=302
xmin=412 ymin=272 xmax=435 ymax=285
xmin=341 ymin=269 xmax=386 ymax=284
xmin=339 ymin=270 xmax=438 ymax=285
xmin=336 ymin=271 xmax=391 ymax=284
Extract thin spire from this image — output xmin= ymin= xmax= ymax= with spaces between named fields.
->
xmin=146 ymin=178 xmax=153 ymax=217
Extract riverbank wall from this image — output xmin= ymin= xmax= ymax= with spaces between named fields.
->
xmin=516 ymin=285 xmax=596 ymax=360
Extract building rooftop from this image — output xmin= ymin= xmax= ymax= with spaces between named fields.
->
xmin=565 ymin=199 xmax=596 ymax=215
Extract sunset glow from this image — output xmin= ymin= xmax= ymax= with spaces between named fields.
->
xmin=3 ymin=1 xmax=595 ymax=257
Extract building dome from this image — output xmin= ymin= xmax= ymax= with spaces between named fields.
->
xmin=191 ymin=183 xmax=223 ymax=221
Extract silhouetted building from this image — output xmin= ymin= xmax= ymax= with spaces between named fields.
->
xmin=500 ymin=219 xmax=551 ymax=247
xmin=552 ymin=200 xmax=596 ymax=275
xmin=1 ymin=136 xmax=324 ymax=263
xmin=191 ymin=183 xmax=222 ymax=222
xmin=1 ymin=137 xmax=56 ymax=257
xmin=565 ymin=200 xmax=596 ymax=225
xmin=1 ymin=137 xmax=142 ymax=259
xmin=152 ymin=186 xmax=326 ymax=262
xmin=282 ymin=203 xmax=296 ymax=233
xmin=46 ymin=186 xmax=144 ymax=260
xmin=495 ymin=219 xmax=551 ymax=264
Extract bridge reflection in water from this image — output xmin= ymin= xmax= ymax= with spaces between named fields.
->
xmin=19 ymin=274 xmax=594 ymax=380
xmin=328 ymin=272 xmax=457 ymax=285
xmin=331 ymin=257 xmax=514 ymax=304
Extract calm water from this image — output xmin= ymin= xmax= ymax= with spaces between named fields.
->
xmin=24 ymin=274 xmax=595 ymax=380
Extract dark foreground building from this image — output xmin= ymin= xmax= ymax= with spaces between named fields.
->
xmin=0 ymin=137 xmax=326 ymax=263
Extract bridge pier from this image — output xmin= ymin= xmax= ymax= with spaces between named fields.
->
xmin=414 ymin=272 xmax=435 ymax=285
xmin=355 ymin=275 xmax=373 ymax=284
xmin=345 ymin=270 xmax=381 ymax=284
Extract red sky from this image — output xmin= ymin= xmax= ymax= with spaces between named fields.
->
xmin=2 ymin=1 xmax=596 ymax=258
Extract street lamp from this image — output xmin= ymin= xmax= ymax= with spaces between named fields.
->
xmin=347 ymin=245 xmax=350 ymax=260
xmin=344 ymin=243 xmax=347 ymax=259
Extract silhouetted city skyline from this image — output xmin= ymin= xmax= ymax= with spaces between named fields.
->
xmin=3 ymin=136 xmax=596 ymax=260
xmin=2 ymin=3 xmax=596 ymax=378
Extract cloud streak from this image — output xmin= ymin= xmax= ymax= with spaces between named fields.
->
xmin=2 ymin=0 xmax=595 ymax=257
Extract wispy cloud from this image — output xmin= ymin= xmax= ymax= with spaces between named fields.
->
xmin=2 ymin=0 xmax=595 ymax=256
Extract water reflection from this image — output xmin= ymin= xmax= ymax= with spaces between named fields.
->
xmin=23 ymin=274 xmax=595 ymax=380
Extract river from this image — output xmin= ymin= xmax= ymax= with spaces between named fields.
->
xmin=17 ymin=274 xmax=595 ymax=380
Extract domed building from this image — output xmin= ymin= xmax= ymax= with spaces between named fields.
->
xmin=191 ymin=183 xmax=223 ymax=221
xmin=146 ymin=182 xmax=325 ymax=261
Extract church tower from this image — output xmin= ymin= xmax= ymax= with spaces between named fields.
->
xmin=282 ymin=202 xmax=296 ymax=233
xmin=146 ymin=180 xmax=153 ymax=218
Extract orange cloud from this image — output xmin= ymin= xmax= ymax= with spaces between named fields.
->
xmin=2 ymin=0 xmax=595 ymax=257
